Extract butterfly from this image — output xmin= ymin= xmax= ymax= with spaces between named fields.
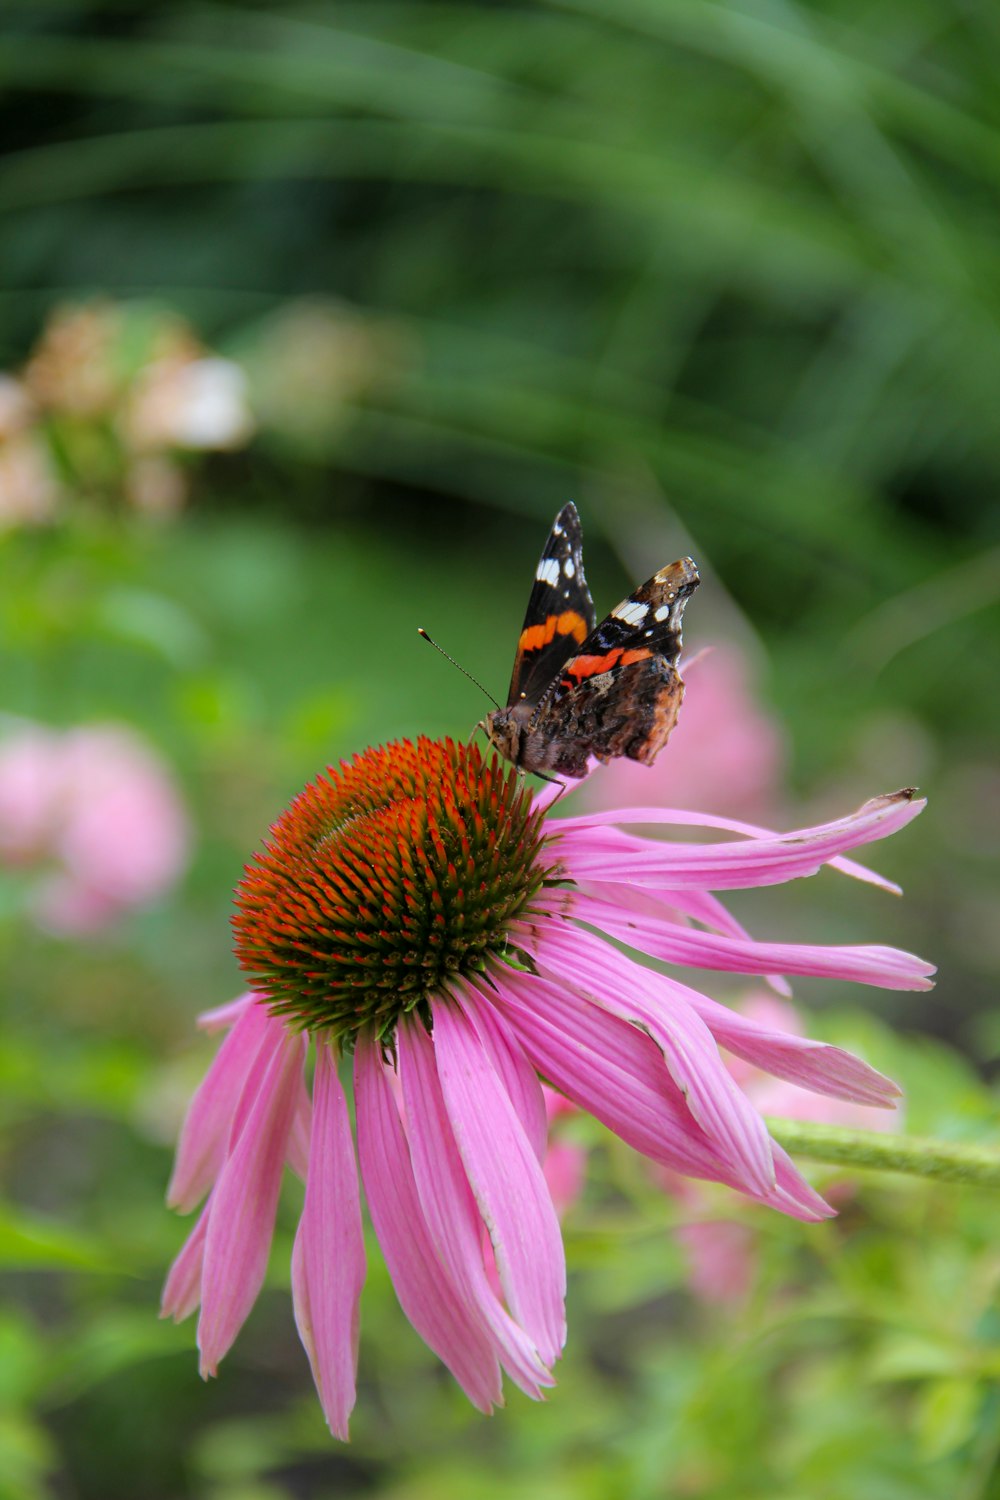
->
xmin=482 ymin=502 xmax=699 ymax=779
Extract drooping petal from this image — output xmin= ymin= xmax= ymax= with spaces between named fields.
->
xmin=167 ymin=1000 xmax=272 ymax=1211
xmin=571 ymin=891 xmax=936 ymax=991
xmin=534 ymin=891 xmax=902 ymax=1108
xmin=197 ymin=992 xmax=256 ymax=1033
xmin=524 ymin=919 xmax=776 ymax=1196
xmin=676 ymin=989 xmax=902 ymax=1107
xmin=432 ymin=994 xmax=566 ymax=1366
xmin=483 ymin=969 xmax=724 ymax=1179
xmin=291 ymin=1040 xmax=365 ymax=1440
xmin=397 ymin=1018 xmax=554 ymax=1397
xmin=548 ymin=803 xmax=905 ymax=893
xmin=551 ymin=791 xmax=924 ymax=890
xmin=354 ymin=1037 xmax=503 ymax=1413
xmin=197 ymin=1025 xmax=305 ymax=1377
xmin=579 ymin=881 xmax=793 ymax=997
xmin=489 ymin=967 xmax=830 ymax=1222
xmin=772 ymin=1142 xmax=835 ymax=1220
xmin=458 ymin=986 xmax=548 ymax=1161
xmin=161 ymin=1197 xmax=211 ymax=1322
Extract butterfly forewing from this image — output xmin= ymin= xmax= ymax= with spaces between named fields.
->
xmin=506 ymin=502 xmax=596 ymax=708
xmin=538 ymin=557 xmax=699 ymax=713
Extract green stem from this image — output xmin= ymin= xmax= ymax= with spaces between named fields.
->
xmin=766 ymin=1118 xmax=1000 ymax=1188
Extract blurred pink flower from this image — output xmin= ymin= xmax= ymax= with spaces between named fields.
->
xmin=542 ymin=1088 xmax=587 ymax=1218
xmin=163 ymin=736 xmax=931 ymax=1437
xmin=674 ymin=1217 xmax=757 ymax=1306
xmin=0 ymin=722 xmax=191 ymax=934
xmin=583 ymin=642 xmax=786 ymax=820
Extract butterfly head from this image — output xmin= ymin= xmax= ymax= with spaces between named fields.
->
xmin=479 ymin=704 xmax=527 ymax=770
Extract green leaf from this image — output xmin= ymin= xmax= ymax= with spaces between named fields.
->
xmin=915 ymin=1377 xmax=982 ymax=1462
xmin=0 ymin=1203 xmax=120 ymax=1274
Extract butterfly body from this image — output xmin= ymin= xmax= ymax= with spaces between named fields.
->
xmin=482 ymin=503 xmax=699 ymax=779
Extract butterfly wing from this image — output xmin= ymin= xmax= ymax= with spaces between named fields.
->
xmin=526 ymin=557 xmax=700 ymax=777
xmin=505 ymin=501 xmax=597 ymax=708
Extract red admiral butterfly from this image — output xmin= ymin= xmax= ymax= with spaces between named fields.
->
xmin=482 ymin=502 xmax=700 ymax=778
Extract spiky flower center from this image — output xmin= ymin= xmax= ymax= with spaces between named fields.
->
xmin=232 ymin=737 xmax=554 ymax=1041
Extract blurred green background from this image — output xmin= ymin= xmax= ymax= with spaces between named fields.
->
xmin=2 ymin=2 xmax=999 ymax=1497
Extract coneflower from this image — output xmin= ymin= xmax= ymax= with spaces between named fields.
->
xmin=163 ymin=735 xmax=931 ymax=1436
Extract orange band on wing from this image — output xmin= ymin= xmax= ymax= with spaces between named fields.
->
xmin=563 ymin=645 xmax=652 ymax=682
xmin=517 ymin=610 xmax=589 ymax=654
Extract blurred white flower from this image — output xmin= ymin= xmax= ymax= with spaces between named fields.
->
xmin=127 ymin=355 xmax=254 ymax=452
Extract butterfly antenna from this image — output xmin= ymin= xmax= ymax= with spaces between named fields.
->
xmin=417 ymin=629 xmax=501 ymax=711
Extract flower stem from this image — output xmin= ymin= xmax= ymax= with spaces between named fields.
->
xmin=766 ymin=1118 xmax=1000 ymax=1188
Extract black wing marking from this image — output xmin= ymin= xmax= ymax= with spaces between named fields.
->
xmin=506 ymin=502 xmax=597 ymax=708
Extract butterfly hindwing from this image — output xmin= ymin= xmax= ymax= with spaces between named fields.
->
xmin=506 ymin=502 xmax=597 ymax=709
xmin=525 ymin=558 xmax=700 ymax=777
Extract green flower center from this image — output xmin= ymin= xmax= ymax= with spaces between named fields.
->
xmin=232 ymin=736 xmax=554 ymax=1042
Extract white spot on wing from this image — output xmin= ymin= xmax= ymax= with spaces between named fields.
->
xmin=564 ymin=558 xmax=575 ymax=577
xmin=536 ymin=558 xmax=560 ymax=587
xmin=612 ymin=599 xmax=648 ymax=627
xmin=654 ymin=604 xmax=671 ymax=621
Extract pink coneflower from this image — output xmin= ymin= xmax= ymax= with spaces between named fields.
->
xmin=162 ymin=736 xmax=932 ymax=1436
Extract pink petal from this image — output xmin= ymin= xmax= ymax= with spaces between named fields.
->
xmin=167 ymin=1000 xmax=272 ymax=1212
xmin=772 ymin=1142 xmax=835 ymax=1220
xmin=526 ymin=919 xmax=776 ymax=1196
xmin=354 ymin=1037 xmax=503 ymax=1413
xmin=432 ymin=994 xmax=566 ymax=1366
xmin=197 ymin=1025 xmax=305 ymax=1377
xmin=679 ymin=989 xmax=902 ymax=1107
xmin=489 ymin=966 xmax=830 ymax=1222
xmin=551 ymin=791 xmax=924 ymax=890
xmin=550 ymin=804 xmax=905 ymax=893
xmin=291 ymin=1041 xmax=365 ymax=1440
xmin=457 ymin=986 xmax=548 ymax=1161
xmin=161 ymin=1197 xmax=211 ymax=1322
xmin=485 ymin=969 xmax=724 ymax=1179
xmin=197 ymin=992 xmax=256 ymax=1033
xmin=397 ymin=1018 xmax=554 ymax=1397
xmin=572 ymin=892 xmax=935 ymax=991
xmin=580 ymin=880 xmax=793 ymax=996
